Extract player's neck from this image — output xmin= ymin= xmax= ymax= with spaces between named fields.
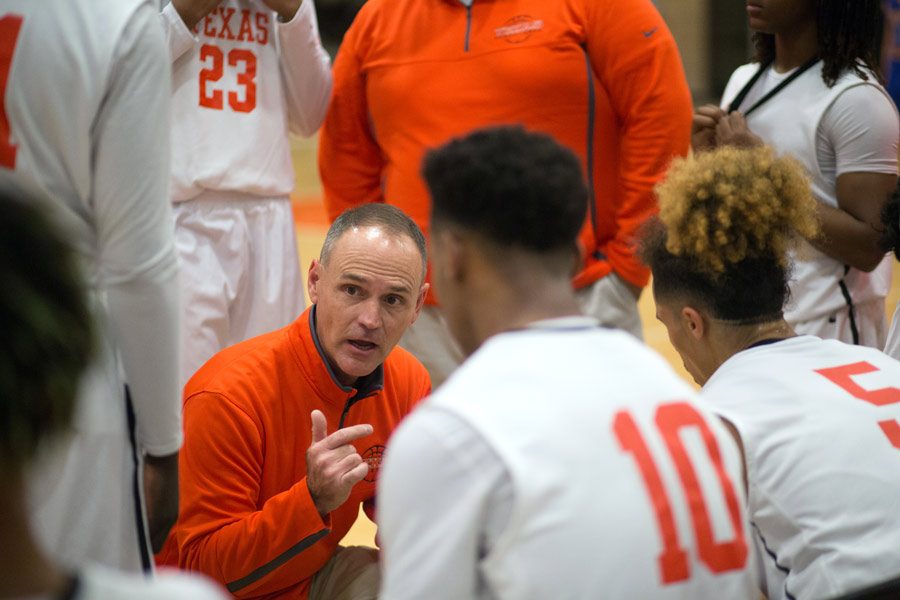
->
xmin=773 ymin=21 xmax=817 ymax=73
xmin=473 ymin=278 xmax=583 ymax=348
xmin=721 ymin=318 xmax=796 ymax=358
xmin=0 ymin=471 xmax=70 ymax=599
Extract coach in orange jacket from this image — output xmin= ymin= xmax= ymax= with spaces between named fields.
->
xmin=157 ymin=205 xmax=431 ymax=600
xmin=319 ymin=0 xmax=693 ymax=385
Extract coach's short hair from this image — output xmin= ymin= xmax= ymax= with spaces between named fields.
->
xmin=423 ymin=126 xmax=587 ymax=252
xmin=0 ymin=187 xmax=94 ymax=465
xmin=321 ymin=204 xmax=427 ymax=279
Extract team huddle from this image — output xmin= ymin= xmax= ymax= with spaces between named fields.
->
xmin=1 ymin=0 xmax=899 ymax=599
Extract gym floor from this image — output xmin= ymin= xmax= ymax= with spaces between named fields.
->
xmin=288 ymin=135 xmax=900 ymax=547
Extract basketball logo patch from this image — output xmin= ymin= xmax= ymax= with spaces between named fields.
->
xmin=362 ymin=445 xmax=385 ymax=483
xmin=494 ymin=15 xmax=544 ymax=44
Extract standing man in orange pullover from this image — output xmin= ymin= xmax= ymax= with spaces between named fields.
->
xmin=157 ymin=205 xmax=431 ymax=599
xmin=319 ymin=0 xmax=693 ymax=385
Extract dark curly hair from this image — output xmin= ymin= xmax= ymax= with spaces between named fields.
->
xmin=641 ymin=146 xmax=818 ymax=323
xmin=423 ymin=126 xmax=587 ymax=255
xmin=753 ymin=0 xmax=884 ymax=87
xmin=0 ymin=187 xmax=94 ymax=465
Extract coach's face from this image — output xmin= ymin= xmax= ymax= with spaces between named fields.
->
xmin=308 ymin=226 xmax=427 ymax=387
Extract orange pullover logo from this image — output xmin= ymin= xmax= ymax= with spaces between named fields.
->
xmin=362 ymin=445 xmax=385 ymax=483
xmin=494 ymin=15 xmax=544 ymax=43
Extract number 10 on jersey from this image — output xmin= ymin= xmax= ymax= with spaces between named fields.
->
xmin=613 ymin=402 xmax=748 ymax=585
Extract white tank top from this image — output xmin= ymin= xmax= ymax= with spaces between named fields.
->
xmin=431 ymin=326 xmax=759 ymax=599
xmin=703 ymin=336 xmax=900 ymax=599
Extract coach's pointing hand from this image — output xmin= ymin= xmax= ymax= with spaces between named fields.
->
xmin=306 ymin=410 xmax=373 ymax=520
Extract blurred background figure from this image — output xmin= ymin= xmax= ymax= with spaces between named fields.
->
xmin=160 ymin=0 xmax=332 ymax=388
xmin=319 ymin=0 xmax=693 ymax=386
xmin=884 ymin=0 xmax=900 ymax=107
xmin=693 ymin=0 xmax=899 ymax=348
xmin=0 ymin=0 xmax=182 ymax=572
xmin=881 ymin=184 xmax=900 ymax=358
xmin=0 ymin=189 xmax=226 ymax=600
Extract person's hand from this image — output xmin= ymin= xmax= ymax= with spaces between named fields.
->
xmin=171 ymin=0 xmax=223 ymax=31
xmin=306 ymin=410 xmax=373 ymax=520
xmin=715 ymin=112 xmax=764 ymax=149
xmin=691 ymin=105 xmax=726 ymax=153
xmin=261 ymin=0 xmax=303 ymax=22
xmin=143 ymin=451 xmax=179 ymax=553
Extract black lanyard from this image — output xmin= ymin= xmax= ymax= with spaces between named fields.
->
xmin=727 ymin=57 xmax=821 ymax=116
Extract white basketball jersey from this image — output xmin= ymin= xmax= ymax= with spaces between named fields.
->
xmin=721 ymin=63 xmax=895 ymax=325
xmin=703 ymin=336 xmax=900 ymax=599
xmin=429 ymin=325 xmax=758 ymax=599
xmin=75 ymin=565 xmax=227 ymax=600
xmin=161 ymin=0 xmax=331 ymax=202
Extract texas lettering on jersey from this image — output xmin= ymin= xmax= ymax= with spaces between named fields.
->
xmin=193 ymin=6 xmax=270 ymax=46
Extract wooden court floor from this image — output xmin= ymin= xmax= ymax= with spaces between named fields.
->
xmin=289 ymin=136 xmax=900 ymax=547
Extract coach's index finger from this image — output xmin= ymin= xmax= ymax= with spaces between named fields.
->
xmin=324 ymin=423 xmax=374 ymax=449
xmin=310 ymin=409 xmax=328 ymax=444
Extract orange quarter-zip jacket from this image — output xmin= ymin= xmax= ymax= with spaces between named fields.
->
xmin=156 ymin=306 xmax=431 ymax=599
xmin=319 ymin=0 xmax=692 ymax=303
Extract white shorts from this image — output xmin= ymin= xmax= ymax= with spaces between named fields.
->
xmin=173 ymin=194 xmax=305 ymax=387
xmin=792 ymin=297 xmax=887 ymax=348
xmin=885 ymin=300 xmax=900 ymax=360
xmin=27 ymin=327 xmax=150 ymax=573
xmin=399 ymin=305 xmax=465 ymax=389
xmin=575 ymin=273 xmax=643 ymax=339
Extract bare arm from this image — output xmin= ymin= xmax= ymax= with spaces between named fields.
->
xmin=809 ymin=172 xmax=896 ymax=271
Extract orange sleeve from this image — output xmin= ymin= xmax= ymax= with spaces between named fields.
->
xmin=175 ymin=393 xmax=332 ymax=598
xmin=584 ymin=0 xmax=692 ymax=287
xmin=318 ymin=15 xmax=386 ymax=223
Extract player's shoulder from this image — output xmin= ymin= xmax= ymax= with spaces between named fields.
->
xmin=185 ymin=326 xmax=292 ymax=398
xmin=49 ymin=0 xmax=152 ymax=26
xmin=79 ymin=564 xmax=227 ymax=600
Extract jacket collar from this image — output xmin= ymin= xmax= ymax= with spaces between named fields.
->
xmin=290 ymin=305 xmax=385 ymax=408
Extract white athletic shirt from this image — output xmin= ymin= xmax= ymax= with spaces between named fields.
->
xmin=0 ymin=0 xmax=182 ymax=456
xmin=64 ymin=564 xmax=227 ymax=599
xmin=380 ymin=319 xmax=759 ymax=600
xmin=160 ymin=0 xmax=331 ymax=202
xmin=702 ymin=336 xmax=900 ymax=600
xmin=886 ymin=301 xmax=900 ymax=359
xmin=721 ymin=62 xmax=898 ymax=326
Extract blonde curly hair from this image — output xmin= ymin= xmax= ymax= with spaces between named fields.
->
xmin=656 ymin=145 xmax=819 ymax=276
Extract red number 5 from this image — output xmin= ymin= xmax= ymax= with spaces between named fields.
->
xmin=0 ymin=14 xmax=24 ymax=169
xmin=815 ymin=361 xmax=900 ymax=449
xmin=613 ymin=402 xmax=748 ymax=585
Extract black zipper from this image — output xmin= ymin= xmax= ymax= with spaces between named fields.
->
xmin=464 ymin=4 xmax=472 ymax=52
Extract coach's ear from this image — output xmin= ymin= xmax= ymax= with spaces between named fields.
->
xmin=680 ymin=305 xmax=706 ymax=340
xmin=308 ymin=259 xmax=322 ymax=304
